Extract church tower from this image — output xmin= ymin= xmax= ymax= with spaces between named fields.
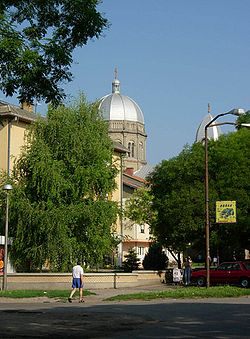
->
xmin=99 ymin=70 xmax=147 ymax=171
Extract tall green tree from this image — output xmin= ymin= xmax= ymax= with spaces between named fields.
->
xmin=149 ymin=142 xmax=206 ymax=254
xmin=7 ymin=95 xmax=118 ymax=272
xmin=0 ymin=1 xmax=108 ymax=105
xmin=125 ymin=188 xmax=157 ymax=227
xmin=149 ymin=128 xmax=250 ymax=261
xmin=208 ymin=127 xmax=250 ymax=258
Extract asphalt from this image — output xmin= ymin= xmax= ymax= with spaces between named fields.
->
xmin=0 ymin=284 xmax=249 ymax=338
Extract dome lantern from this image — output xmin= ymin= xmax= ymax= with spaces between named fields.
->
xmin=112 ymin=68 xmax=120 ymax=94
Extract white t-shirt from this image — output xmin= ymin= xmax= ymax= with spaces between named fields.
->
xmin=72 ymin=265 xmax=83 ymax=278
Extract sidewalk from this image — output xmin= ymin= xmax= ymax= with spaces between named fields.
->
xmin=0 ymin=283 xmax=173 ymax=304
xmin=85 ymin=283 xmax=174 ymax=304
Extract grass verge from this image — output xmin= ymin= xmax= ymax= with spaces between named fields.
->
xmin=0 ymin=290 xmax=94 ymax=299
xmin=105 ymin=286 xmax=250 ymax=301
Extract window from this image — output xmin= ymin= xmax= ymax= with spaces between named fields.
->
xmin=131 ymin=142 xmax=135 ymax=158
xmin=139 ymin=142 xmax=143 ymax=160
xmin=128 ymin=142 xmax=131 ymax=157
xmin=140 ymin=225 xmax=145 ymax=233
xmin=218 ymin=263 xmax=241 ymax=271
xmin=230 ymin=263 xmax=241 ymax=271
xmin=217 ymin=263 xmax=228 ymax=270
xmin=128 ymin=141 xmax=135 ymax=158
xmin=138 ymin=247 xmax=144 ymax=256
xmin=243 ymin=262 xmax=250 ymax=270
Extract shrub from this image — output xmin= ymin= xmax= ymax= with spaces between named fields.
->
xmin=122 ymin=248 xmax=140 ymax=272
xmin=143 ymin=242 xmax=168 ymax=270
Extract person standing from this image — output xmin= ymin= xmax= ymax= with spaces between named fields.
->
xmin=68 ymin=261 xmax=84 ymax=303
xmin=182 ymin=257 xmax=192 ymax=286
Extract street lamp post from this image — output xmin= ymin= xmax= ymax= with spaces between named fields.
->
xmin=120 ymin=154 xmax=124 ymax=265
xmin=204 ymin=108 xmax=245 ymax=288
xmin=2 ymin=184 xmax=13 ymax=291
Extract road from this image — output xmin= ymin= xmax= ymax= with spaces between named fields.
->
xmin=0 ymin=287 xmax=249 ymax=338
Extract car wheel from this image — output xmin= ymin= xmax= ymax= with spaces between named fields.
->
xmin=240 ymin=277 xmax=249 ymax=288
xmin=197 ymin=276 xmax=206 ymax=287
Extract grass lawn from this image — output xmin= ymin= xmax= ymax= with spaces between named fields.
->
xmin=105 ymin=286 xmax=250 ymax=301
xmin=0 ymin=290 xmax=94 ymax=299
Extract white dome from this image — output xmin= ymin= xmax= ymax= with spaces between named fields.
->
xmin=196 ymin=112 xmax=222 ymax=142
xmin=99 ymin=76 xmax=144 ymax=124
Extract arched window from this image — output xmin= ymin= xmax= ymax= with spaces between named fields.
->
xmin=131 ymin=142 xmax=135 ymax=158
xmin=139 ymin=142 xmax=143 ymax=160
xmin=128 ymin=142 xmax=131 ymax=157
xmin=128 ymin=141 xmax=135 ymax=158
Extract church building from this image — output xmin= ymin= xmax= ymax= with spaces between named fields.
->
xmin=99 ymin=70 xmax=153 ymax=266
xmin=99 ymin=69 xmax=147 ymax=172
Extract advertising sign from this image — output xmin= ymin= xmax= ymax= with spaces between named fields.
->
xmin=216 ymin=201 xmax=236 ymax=223
xmin=173 ymin=268 xmax=182 ymax=282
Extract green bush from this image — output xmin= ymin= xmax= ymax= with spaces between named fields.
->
xmin=143 ymin=242 xmax=168 ymax=270
xmin=122 ymin=248 xmax=140 ymax=272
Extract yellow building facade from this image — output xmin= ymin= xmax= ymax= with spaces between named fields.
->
xmin=0 ymin=101 xmax=39 ymax=175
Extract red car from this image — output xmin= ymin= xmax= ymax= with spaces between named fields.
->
xmin=191 ymin=260 xmax=250 ymax=288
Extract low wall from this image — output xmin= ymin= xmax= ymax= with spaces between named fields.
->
xmin=1 ymin=270 xmax=165 ymax=290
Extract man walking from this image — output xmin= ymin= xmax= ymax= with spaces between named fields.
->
xmin=68 ymin=261 xmax=84 ymax=303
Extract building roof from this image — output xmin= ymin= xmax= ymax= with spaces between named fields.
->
xmin=134 ymin=164 xmax=155 ymax=180
xmin=113 ymin=141 xmax=129 ymax=154
xmin=123 ymin=172 xmax=147 ymax=190
xmin=0 ymin=101 xmax=41 ymax=123
xmin=99 ymin=71 xmax=144 ymax=124
xmin=196 ymin=112 xmax=222 ymax=142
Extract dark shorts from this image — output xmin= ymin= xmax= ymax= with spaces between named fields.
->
xmin=72 ymin=278 xmax=83 ymax=289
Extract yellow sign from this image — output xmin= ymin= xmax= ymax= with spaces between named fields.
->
xmin=216 ymin=201 xmax=236 ymax=223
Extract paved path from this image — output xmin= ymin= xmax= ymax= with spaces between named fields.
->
xmin=0 ymin=284 xmax=172 ymax=304
xmin=0 ymin=285 xmax=249 ymax=338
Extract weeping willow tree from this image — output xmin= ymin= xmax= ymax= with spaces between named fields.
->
xmin=7 ymin=95 xmax=119 ymax=272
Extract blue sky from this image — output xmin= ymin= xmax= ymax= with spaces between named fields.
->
xmin=1 ymin=0 xmax=250 ymax=165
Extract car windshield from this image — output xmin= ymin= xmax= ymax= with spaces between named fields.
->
xmin=242 ymin=262 xmax=250 ymax=270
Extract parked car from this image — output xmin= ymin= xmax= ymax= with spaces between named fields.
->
xmin=191 ymin=260 xmax=250 ymax=288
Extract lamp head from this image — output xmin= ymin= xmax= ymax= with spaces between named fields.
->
xmin=228 ymin=108 xmax=245 ymax=116
xmin=3 ymin=184 xmax=13 ymax=191
xmin=239 ymin=123 xmax=250 ymax=129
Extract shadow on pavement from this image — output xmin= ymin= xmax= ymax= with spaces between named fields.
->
xmin=0 ymin=301 xmax=249 ymax=338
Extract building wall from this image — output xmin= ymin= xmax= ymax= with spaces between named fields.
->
xmin=0 ymin=118 xmax=30 ymax=174
xmin=3 ymin=270 xmax=165 ymax=290
xmin=10 ymin=120 xmax=29 ymax=171
xmin=0 ymin=120 xmax=8 ymax=172
xmin=123 ymin=215 xmax=152 ymax=264
xmin=108 ymin=120 xmax=147 ymax=171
